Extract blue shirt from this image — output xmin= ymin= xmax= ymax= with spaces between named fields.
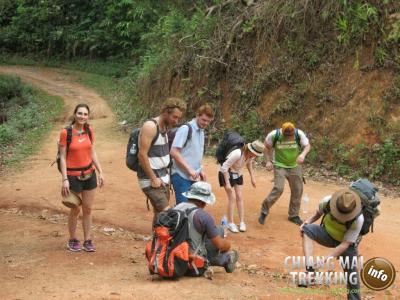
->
xmin=171 ymin=119 xmax=204 ymax=180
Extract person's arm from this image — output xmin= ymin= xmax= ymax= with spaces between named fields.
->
xmin=170 ymin=147 xmax=198 ymax=180
xmin=300 ymin=208 xmax=323 ymax=236
xmin=91 ymin=145 xmax=104 ymax=187
xmin=296 ymin=131 xmax=311 ymax=164
xmin=170 ymin=126 xmax=199 ymax=180
xmin=138 ymin=121 xmax=161 ymax=188
xmin=326 ymin=241 xmax=352 ymax=259
xmin=264 ymin=143 xmax=274 ymax=171
xmin=59 ymin=145 xmax=70 ymax=197
xmin=246 ymin=158 xmax=256 ymax=187
xmin=211 ymin=235 xmax=231 ymax=252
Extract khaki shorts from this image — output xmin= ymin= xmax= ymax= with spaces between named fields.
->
xmin=142 ymin=185 xmax=170 ymax=213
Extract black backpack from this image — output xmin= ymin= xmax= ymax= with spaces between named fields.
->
xmin=54 ymin=125 xmax=92 ymax=173
xmin=167 ymin=123 xmax=192 ymax=150
xmin=126 ymin=119 xmax=159 ymax=172
xmin=215 ymin=131 xmax=246 ymax=165
xmin=322 ymin=179 xmax=380 ymax=236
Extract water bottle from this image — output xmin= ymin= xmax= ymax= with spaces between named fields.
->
xmin=302 ymin=193 xmax=310 ymax=214
xmin=221 ymin=215 xmax=228 ymax=238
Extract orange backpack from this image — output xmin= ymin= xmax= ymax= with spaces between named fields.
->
xmin=145 ymin=207 xmax=206 ymax=278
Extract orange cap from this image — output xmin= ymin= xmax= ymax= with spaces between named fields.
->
xmin=282 ymin=122 xmax=295 ymax=131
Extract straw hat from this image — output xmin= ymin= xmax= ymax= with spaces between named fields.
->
xmin=62 ymin=192 xmax=82 ymax=208
xmin=329 ymin=189 xmax=362 ymax=223
xmin=247 ymin=140 xmax=265 ymax=157
xmin=182 ymin=182 xmax=216 ymax=205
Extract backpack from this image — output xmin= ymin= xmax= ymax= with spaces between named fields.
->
xmin=272 ymin=128 xmax=301 ymax=148
xmin=126 ymin=119 xmax=159 ymax=172
xmin=167 ymin=123 xmax=192 ymax=150
xmin=54 ymin=125 xmax=92 ymax=173
xmin=349 ymin=178 xmax=380 ymax=235
xmin=215 ymin=131 xmax=246 ymax=165
xmin=145 ymin=206 xmax=198 ymax=278
xmin=322 ymin=179 xmax=380 ymax=236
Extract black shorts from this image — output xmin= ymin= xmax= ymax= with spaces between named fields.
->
xmin=68 ymin=171 xmax=97 ymax=194
xmin=218 ymin=171 xmax=243 ymax=187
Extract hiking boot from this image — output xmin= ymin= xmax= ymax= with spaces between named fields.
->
xmin=288 ymin=216 xmax=303 ymax=226
xmin=239 ymin=222 xmax=247 ymax=232
xmin=225 ymin=250 xmax=239 ymax=273
xmin=227 ymin=222 xmax=239 ymax=233
xmin=83 ymin=240 xmax=96 ymax=252
xmin=67 ymin=239 xmax=81 ymax=252
xmin=258 ymin=212 xmax=268 ymax=225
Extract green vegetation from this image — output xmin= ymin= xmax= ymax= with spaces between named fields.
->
xmin=1 ymin=0 xmax=399 ymax=185
xmin=0 ymin=74 xmax=63 ymax=168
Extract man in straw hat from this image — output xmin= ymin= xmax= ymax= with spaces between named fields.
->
xmin=175 ymin=181 xmax=239 ymax=274
xmin=299 ymin=189 xmax=364 ymax=300
xmin=258 ymin=122 xmax=311 ymax=226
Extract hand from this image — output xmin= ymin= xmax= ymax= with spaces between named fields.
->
xmin=225 ymin=183 xmax=233 ymax=191
xmin=151 ymin=177 xmax=163 ymax=188
xmin=299 ymin=222 xmax=308 ymax=237
xmin=251 ymin=177 xmax=256 ymax=188
xmin=188 ymin=168 xmax=200 ymax=181
xmin=98 ymin=173 xmax=105 ymax=188
xmin=296 ymin=154 xmax=305 ymax=164
xmin=265 ymin=161 xmax=273 ymax=171
xmin=61 ymin=179 xmax=70 ymax=197
xmin=199 ymin=171 xmax=207 ymax=182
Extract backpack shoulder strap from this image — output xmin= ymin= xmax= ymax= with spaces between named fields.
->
xmin=272 ymin=129 xmax=280 ymax=148
xmin=86 ymin=125 xmax=93 ymax=144
xmin=66 ymin=126 xmax=73 ymax=155
xmin=294 ymin=128 xmax=301 ymax=148
xmin=180 ymin=123 xmax=193 ymax=148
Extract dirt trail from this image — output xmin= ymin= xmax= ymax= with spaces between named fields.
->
xmin=0 ymin=66 xmax=399 ymax=299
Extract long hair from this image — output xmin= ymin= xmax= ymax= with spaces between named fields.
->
xmin=71 ymin=103 xmax=91 ymax=133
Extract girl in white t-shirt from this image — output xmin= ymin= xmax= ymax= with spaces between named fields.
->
xmin=218 ymin=140 xmax=265 ymax=232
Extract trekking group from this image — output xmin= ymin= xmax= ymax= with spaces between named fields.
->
xmin=58 ymin=99 xmax=380 ymax=300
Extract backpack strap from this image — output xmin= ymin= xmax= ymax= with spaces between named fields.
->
xmin=65 ymin=126 xmax=73 ymax=156
xmin=148 ymin=119 xmax=160 ymax=146
xmin=272 ymin=129 xmax=280 ymax=148
xmin=183 ymin=123 xmax=193 ymax=148
xmin=272 ymin=128 xmax=302 ymax=149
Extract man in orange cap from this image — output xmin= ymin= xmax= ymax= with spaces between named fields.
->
xmin=258 ymin=122 xmax=311 ymax=225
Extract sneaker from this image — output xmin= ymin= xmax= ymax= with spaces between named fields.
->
xmin=225 ymin=250 xmax=239 ymax=273
xmin=83 ymin=240 xmax=96 ymax=252
xmin=67 ymin=239 xmax=81 ymax=252
xmin=227 ymin=222 xmax=239 ymax=233
xmin=298 ymin=271 xmax=315 ymax=287
xmin=258 ymin=212 xmax=268 ymax=225
xmin=239 ymin=222 xmax=246 ymax=232
xmin=288 ymin=216 xmax=303 ymax=226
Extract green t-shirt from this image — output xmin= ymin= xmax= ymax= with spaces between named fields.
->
xmin=273 ymin=134 xmax=300 ymax=168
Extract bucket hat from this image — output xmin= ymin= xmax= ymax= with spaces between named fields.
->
xmin=329 ymin=189 xmax=362 ymax=223
xmin=62 ymin=191 xmax=82 ymax=208
xmin=247 ymin=140 xmax=265 ymax=157
xmin=182 ymin=181 xmax=216 ymax=205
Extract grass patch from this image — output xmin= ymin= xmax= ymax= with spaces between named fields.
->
xmin=0 ymin=74 xmax=63 ymax=170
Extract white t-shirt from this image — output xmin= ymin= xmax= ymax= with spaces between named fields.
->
xmin=219 ymin=148 xmax=253 ymax=175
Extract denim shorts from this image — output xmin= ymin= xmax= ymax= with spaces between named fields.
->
xmin=302 ymin=224 xmax=341 ymax=248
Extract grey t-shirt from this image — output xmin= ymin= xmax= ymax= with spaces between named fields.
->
xmin=192 ymin=209 xmax=219 ymax=239
xmin=319 ymin=195 xmax=364 ymax=243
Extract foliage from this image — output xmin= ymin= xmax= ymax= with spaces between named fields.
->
xmin=0 ymin=74 xmax=63 ymax=167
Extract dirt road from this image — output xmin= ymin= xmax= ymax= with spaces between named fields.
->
xmin=0 ymin=66 xmax=398 ymax=299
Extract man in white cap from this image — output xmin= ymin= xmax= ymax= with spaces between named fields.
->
xmin=299 ymin=189 xmax=363 ymax=300
xmin=175 ymin=181 xmax=239 ymax=273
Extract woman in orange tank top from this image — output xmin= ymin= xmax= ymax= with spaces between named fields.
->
xmin=59 ymin=103 xmax=104 ymax=252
